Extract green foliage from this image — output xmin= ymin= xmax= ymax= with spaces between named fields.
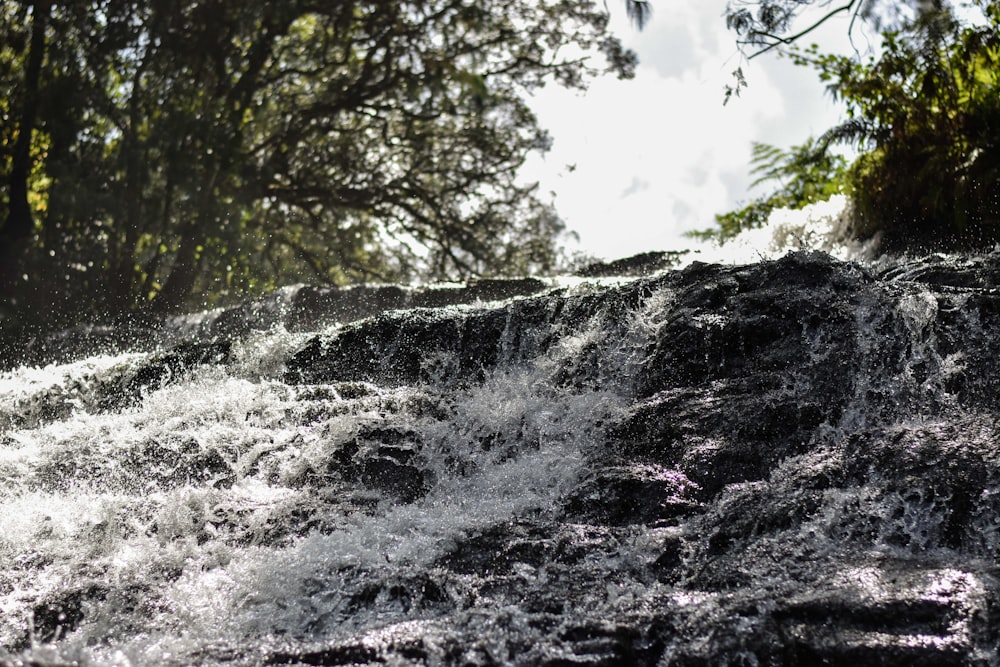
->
xmin=725 ymin=0 xmax=889 ymax=63
xmin=723 ymin=0 xmax=933 ymax=62
xmin=717 ymin=0 xmax=1000 ymax=252
xmin=793 ymin=2 xmax=1000 ymax=250
xmin=0 ymin=0 xmax=639 ymax=334
xmin=697 ymin=139 xmax=847 ymax=241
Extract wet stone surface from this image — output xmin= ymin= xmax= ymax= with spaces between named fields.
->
xmin=4 ymin=251 xmax=1000 ymax=665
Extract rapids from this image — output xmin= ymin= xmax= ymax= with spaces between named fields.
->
xmin=4 ymin=245 xmax=1000 ymax=665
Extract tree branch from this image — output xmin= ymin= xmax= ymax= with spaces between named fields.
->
xmin=745 ymin=1 xmax=858 ymax=60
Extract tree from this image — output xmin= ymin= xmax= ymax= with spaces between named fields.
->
xmin=0 ymin=0 xmax=641 ymax=335
xmin=0 ymin=1 xmax=49 ymax=294
xmin=721 ymin=0 xmax=941 ymax=100
xmin=715 ymin=0 xmax=1000 ymax=251
xmin=804 ymin=2 xmax=1000 ymax=249
xmin=723 ymin=0 xmax=943 ymax=59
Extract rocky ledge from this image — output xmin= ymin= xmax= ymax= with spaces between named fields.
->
xmin=6 ymin=250 xmax=1000 ymax=666
xmin=270 ymin=252 xmax=1000 ymax=664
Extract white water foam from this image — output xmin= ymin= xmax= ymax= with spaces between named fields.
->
xmin=0 ymin=281 xmax=677 ymax=666
xmin=679 ymin=196 xmax=882 ymax=267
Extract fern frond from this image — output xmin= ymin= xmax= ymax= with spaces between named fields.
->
xmin=819 ymin=118 xmax=874 ymax=150
xmin=748 ymin=143 xmax=791 ymax=188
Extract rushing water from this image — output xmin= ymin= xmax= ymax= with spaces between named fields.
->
xmin=0 ymin=274 xmax=653 ymax=665
xmin=4 ymin=208 xmax=1000 ymax=665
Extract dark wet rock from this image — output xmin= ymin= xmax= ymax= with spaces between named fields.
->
xmin=285 ymin=309 xmax=500 ymax=386
xmin=283 ymin=278 xmax=655 ymax=387
xmin=15 ymin=251 xmax=1000 ymax=665
xmin=275 ymin=278 xmax=548 ymax=334
xmin=280 ymin=284 xmax=410 ymax=333
xmin=878 ymin=252 xmax=1000 ymax=289
xmin=23 ymin=580 xmax=155 ymax=650
xmin=461 ymin=277 xmax=549 ymax=302
xmin=562 ymin=463 xmax=701 ymax=526
xmin=1 ymin=277 xmax=550 ymax=371
xmin=27 ymin=585 xmax=105 ymax=645
xmin=637 ymin=252 xmax=867 ymax=396
xmin=576 ymin=250 xmax=688 ymax=277
xmin=267 ymin=251 xmax=1000 ymax=664
xmin=609 ymin=384 xmax=830 ymax=499
xmin=0 ymin=383 xmax=78 ymax=433
xmin=318 ymin=425 xmax=431 ymax=503
xmin=0 ymin=339 xmax=233 ymax=437
xmin=264 ymin=643 xmax=380 ymax=666
xmin=437 ymin=520 xmax=558 ymax=576
xmin=33 ymin=435 xmax=234 ymax=494
xmin=90 ymin=339 xmax=232 ymax=412
xmin=173 ymin=278 xmax=550 ymax=341
xmin=358 ymin=448 xmax=427 ymax=503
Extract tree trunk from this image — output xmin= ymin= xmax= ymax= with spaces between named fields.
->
xmin=153 ymin=162 xmax=220 ymax=314
xmin=1 ymin=0 xmax=51 ymax=295
xmin=109 ymin=64 xmax=150 ymax=315
xmin=152 ymin=222 xmax=203 ymax=313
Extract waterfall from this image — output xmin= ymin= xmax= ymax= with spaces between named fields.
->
xmin=4 ymin=246 xmax=1000 ymax=666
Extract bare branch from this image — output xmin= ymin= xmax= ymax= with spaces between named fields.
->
xmin=744 ymin=1 xmax=859 ymax=60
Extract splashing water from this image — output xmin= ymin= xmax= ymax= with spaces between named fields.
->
xmin=0 ymin=276 xmax=663 ymax=666
xmin=4 ymin=227 xmax=1000 ymax=665
xmin=681 ymin=195 xmax=883 ymax=267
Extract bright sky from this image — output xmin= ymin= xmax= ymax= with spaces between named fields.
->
xmin=522 ymin=1 xmax=871 ymax=261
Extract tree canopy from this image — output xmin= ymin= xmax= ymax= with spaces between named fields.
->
xmin=724 ymin=0 xmax=939 ymax=60
xmin=714 ymin=0 xmax=1000 ymax=251
xmin=0 ymin=0 xmax=642 ymax=338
